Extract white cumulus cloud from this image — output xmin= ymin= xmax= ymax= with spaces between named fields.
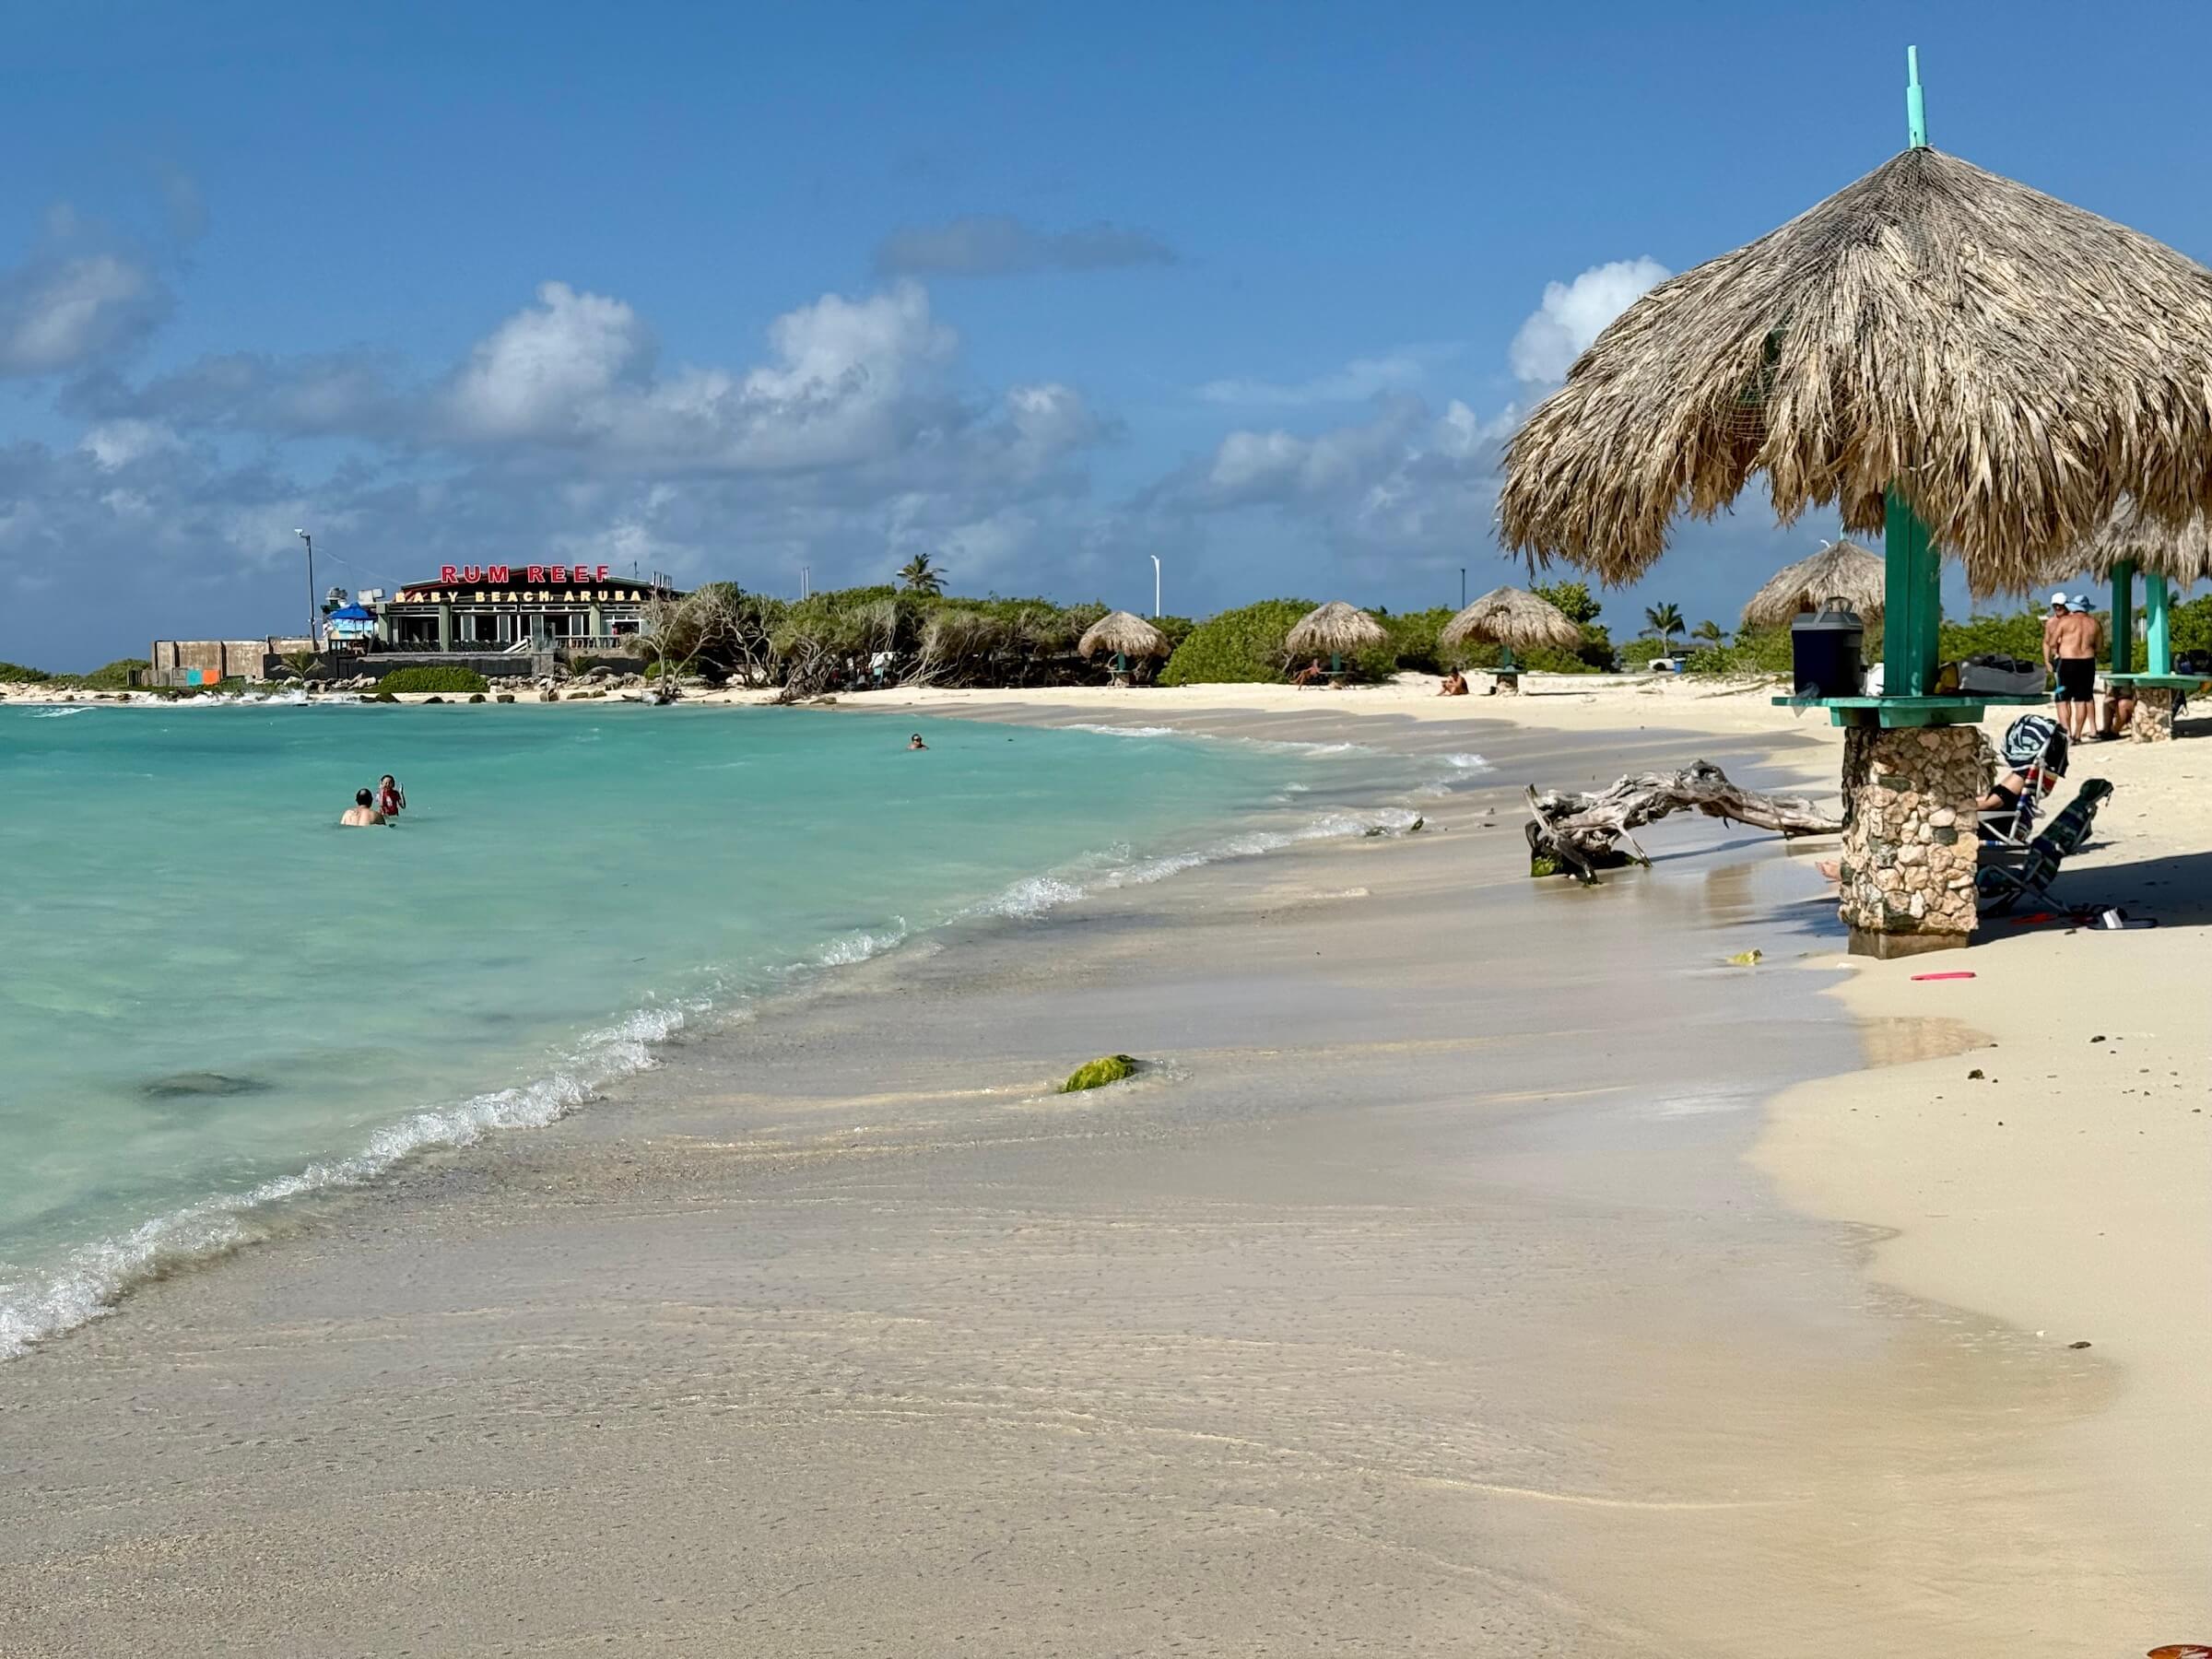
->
xmin=1507 ymin=257 xmax=1669 ymax=384
xmin=445 ymin=281 xmax=653 ymax=440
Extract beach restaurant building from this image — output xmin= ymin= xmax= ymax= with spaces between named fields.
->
xmin=379 ymin=564 xmax=679 ymax=653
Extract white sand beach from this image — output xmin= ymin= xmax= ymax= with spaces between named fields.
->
xmin=2 ymin=677 xmax=2205 ymax=1656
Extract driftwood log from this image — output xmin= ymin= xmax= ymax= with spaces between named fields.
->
xmin=1524 ymin=759 xmax=1841 ymax=883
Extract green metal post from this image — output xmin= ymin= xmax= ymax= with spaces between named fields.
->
xmin=1499 ymin=643 xmax=1517 ymax=674
xmin=1874 ymin=54 xmax=1943 ymax=705
xmin=2109 ymin=559 xmax=2135 ymax=676
xmin=2145 ymin=571 xmax=2172 ymax=676
xmin=1882 ymin=488 xmax=1942 ymax=698
xmin=1330 ymin=652 xmax=1342 ymax=675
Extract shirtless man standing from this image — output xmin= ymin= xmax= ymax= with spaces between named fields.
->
xmin=2042 ymin=592 xmax=2101 ymax=743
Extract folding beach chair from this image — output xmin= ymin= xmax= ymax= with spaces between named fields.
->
xmin=1976 ymin=778 xmax=2114 ymax=916
xmin=1977 ymin=713 xmax=2068 ymax=853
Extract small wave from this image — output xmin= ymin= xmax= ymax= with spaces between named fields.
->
xmin=154 ymin=688 xmax=316 ymax=710
xmin=1064 ymin=722 xmax=1379 ymax=759
xmin=816 ymin=921 xmax=910 ymax=966
xmin=968 ymin=806 xmax=1418 ymax=924
xmin=27 ymin=707 xmax=90 ymax=719
xmin=980 ymin=876 xmax=1088 ymax=920
xmin=1442 ymin=753 xmax=1490 ymax=771
xmin=0 ymin=999 xmax=695 ymax=1360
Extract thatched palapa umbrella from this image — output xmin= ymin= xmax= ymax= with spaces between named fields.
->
xmin=1441 ymin=586 xmax=1583 ymax=677
xmin=1285 ymin=601 xmax=1385 ymax=677
xmin=1500 ymin=50 xmax=2212 ymax=702
xmin=2070 ymin=503 xmax=2212 ymax=679
xmin=1497 ymin=50 xmax=2212 ymax=948
xmin=1077 ymin=610 xmax=1168 ymax=682
xmin=1739 ymin=537 xmax=1885 ymax=630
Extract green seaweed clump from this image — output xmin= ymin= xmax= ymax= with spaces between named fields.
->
xmin=1059 ymin=1054 xmax=1139 ymax=1094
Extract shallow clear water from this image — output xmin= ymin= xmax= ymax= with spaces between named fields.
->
xmin=0 ymin=700 xmax=1429 ymax=1354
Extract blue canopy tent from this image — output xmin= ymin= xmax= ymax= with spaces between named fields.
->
xmin=325 ymin=602 xmax=376 ymax=643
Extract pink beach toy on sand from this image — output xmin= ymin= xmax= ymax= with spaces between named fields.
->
xmin=1911 ymin=971 xmax=1976 ymax=982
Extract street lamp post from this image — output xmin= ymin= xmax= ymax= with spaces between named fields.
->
xmin=1150 ymin=555 xmax=1161 ymax=618
xmin=295 ymin=528 xmax=317 ymax=649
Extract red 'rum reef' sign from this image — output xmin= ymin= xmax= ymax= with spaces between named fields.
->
xmin=438 ymin=564 xmax=614 ymax=585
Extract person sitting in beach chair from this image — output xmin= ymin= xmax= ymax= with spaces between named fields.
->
xmin=1290 ymin=658 xmax=1329 ymax=688
xmin=1977 ymin=775 xmax=2114 ymax=916
xmin=1979 ymin=714 xmax=2068 ymax=849
xmin=1437 ymin=668 xmax=1469 ymax=696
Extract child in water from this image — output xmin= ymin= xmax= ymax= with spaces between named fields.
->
xmin=376 ymin=774 xmax=406 ymax=818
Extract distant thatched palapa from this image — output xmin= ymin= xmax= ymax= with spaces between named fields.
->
xmin=1739 ymin=538 xmax=1885 ymax=629
xmin=1077 ymin=610 xmax=1169 ymax=661
xmin=2069 ymin=502 xmax=2212 ymax=585
xmin=1284 ymin=601 xmax=1385 ymax=665
xmin=1500 ymin=146 xmax=2212 ymax=595
xmin=1441 ymin=586 xmax=1583 ymax=655
xmin=2065 ymin=500 xmax=2211 ymax=698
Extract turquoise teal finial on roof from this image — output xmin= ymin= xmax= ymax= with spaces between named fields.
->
xmin=1906 ymin=45 xmax=1928 ymax=147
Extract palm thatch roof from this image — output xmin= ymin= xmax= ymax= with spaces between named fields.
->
xmin=1739 ymin=537 xmax=1886 ymax=629
xmin=2068 ymin=502 xmax=2212 ymax=585
xmin=1440 ymin=586 xmax=1583 ymax=653
xmin=1284 ymin=601 xmax=1386 ymax=658
xmin=1500 ymin=146 xmax=2212 ymax=597
xmin=1077 ymin=610 xmax=1169 ymax=660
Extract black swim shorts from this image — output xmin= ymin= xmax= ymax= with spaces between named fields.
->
xmin=2054 ymin=656 xmax=2097 ymax=702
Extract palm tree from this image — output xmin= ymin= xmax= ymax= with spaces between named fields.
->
xmin=1644 ymin=601 xmax=1684 ymax=649
xmin=897 ymin=552 xmax=946 ymax=595
xmin=1690 ymin=618 xmax=1725 ymax=646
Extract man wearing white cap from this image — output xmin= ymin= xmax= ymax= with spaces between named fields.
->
xmin=2042 ymin=591 xmax=2100 ymax=742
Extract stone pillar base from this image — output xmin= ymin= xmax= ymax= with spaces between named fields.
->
xmin=1837 ymin=724 xmax=1985 ymax=947
xmin=1848 ymin=926 xmax=1970 ymax=959
xmin=2129 ymin=685 xmax=2176 ymax=743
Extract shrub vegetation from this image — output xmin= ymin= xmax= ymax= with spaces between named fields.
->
xmin=376 ymin=666 xmax=490 ymax=694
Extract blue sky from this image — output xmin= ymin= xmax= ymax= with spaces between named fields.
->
xmin=5 ymin=0 xmax=2209 ymax=665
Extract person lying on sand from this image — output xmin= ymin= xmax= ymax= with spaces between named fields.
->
xmin=339 ymin=788 xmax=387 ymax=827
xmin=1437 ymin=669 xmax=1468 ymax=696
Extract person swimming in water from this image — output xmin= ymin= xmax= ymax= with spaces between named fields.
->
xmin=376 ymin=774 xmax=405 ymax=818
xmin=339 ymin=787 xmax=386 ymax=827
xmin=908 ymin=733 xmax=927 ymax=750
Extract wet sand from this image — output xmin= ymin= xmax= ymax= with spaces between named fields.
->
xmin=0 ymin=703 xmax=2192 ymax=1655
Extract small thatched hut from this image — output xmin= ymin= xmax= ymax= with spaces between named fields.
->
xmin=1441 ymin=586 xmax=1583 ymax=657
xmin=1739 ymin=538 xmax=1885 ymax=630
xmin=1077 ymin=610 xmax=1169 ymax=683
xmin=1285 ymin=601 xmax=1385 ymax=672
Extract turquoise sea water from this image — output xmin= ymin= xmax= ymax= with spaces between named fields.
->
xmin=0 ymin=700 xmax=1438 ymax=1355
